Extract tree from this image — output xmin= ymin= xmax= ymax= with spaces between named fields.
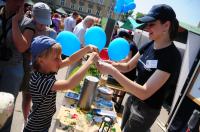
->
xmin=120 ymin=10 xmax=134 ymax=22
xmin=135 ymin=12 xmax=145 ymax=19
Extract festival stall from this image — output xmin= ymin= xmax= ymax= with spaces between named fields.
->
xmin=54 ymin=19 xmax=132 ymax=132
xmin=52 ymin=1 xmax=140 ymax=131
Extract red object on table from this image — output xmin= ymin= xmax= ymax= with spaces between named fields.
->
xmin=71 ymin=114 xmax=78 ymax=119
xmin=99 ymin=49 xmax=109 ymax=60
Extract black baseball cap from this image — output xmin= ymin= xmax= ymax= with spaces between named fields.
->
xmin=136 ymin=4 xmax=176 ymax=23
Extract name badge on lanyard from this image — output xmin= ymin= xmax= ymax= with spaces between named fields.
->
xmin=146 ymin=60 xmax=158 ymax=68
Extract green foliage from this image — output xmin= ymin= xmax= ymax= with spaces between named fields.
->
xmin=67 ymin=64 xmax=100 ymax=93
xmin=87 ymin=64 xmax=100 ymax=78
xmin=120 ymin=10 xmax=134 ymax=22
xmin=135 ymin=12 xmax=145 ymax=19
xmin=68 ymin=64 xmax=100 ymax=78
xmin=74 ymin=84 xmax=81 ymax=93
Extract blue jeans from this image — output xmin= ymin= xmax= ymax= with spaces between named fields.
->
xmin=0 ymin=62 xmax=24 ymax=132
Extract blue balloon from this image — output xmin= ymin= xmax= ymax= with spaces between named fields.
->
xmin=123 ymin=2 xmax=136 ymax=13
xmin=114 ymin=6 xmax=119 ymax=14
xmin=56 ymin=31 xmax=80 ymax=56
xmin=114 ymin=0 xmax=136 ymax=14
xmin=114 ymin=0 xmax=125 ymax=13
xmin=108 ymin=38 xmax=130 ymax=61
xmin=84 ymin=26 xmax=106 ymax=51
xmin=124 ymin=0 xmax=134 ymax=4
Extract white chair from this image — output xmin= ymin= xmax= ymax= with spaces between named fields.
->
xmin=0 ymin=92 xmax=14 ymax=129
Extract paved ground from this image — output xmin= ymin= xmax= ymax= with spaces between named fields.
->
xmin=11 ymin=66 xmax=168 ymax=132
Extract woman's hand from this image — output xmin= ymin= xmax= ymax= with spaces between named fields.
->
xmin=100 ymin=59 xmax=119 ymax=67
xmin=102 ymin=59 xmax=113 ymax=64
xmin=95 ymin=60 xmax=114 ymax=75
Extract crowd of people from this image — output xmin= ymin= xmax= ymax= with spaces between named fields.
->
xmin=0 ymin=0 xmax=182 ymax=132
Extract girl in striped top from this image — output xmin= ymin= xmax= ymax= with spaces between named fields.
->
xmin=23 ymin=36 xmax=98 ymax=132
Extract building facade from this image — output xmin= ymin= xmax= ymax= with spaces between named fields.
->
xmin=33 ymin=0 xmax=116 ymax=19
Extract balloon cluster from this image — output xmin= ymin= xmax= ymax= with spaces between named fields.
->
xmin=56 ymin=27 xmax=130 ymax=61
xmin=114 ymin=0 xmax=136 ymax=14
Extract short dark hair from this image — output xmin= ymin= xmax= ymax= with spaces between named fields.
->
xmin=72 ymin=11 xmax=78 ymax=16
xmin=117 ymin=30 xmax=131 ymax=39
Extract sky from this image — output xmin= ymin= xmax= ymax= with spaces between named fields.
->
xmin=134 ymin=0 xmax=200 ymax=27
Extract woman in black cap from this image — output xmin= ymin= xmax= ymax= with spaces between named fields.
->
xmin=96 ymin=4 xmax=182 ymax=132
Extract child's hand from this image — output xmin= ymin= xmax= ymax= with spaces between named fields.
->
xmin=93 ymin=53 xmax=101 ymax=63
xmin=87 ymin=45 xmax=99 ymax=53
xmin=87 ymin=52 xmax=99 ymax=63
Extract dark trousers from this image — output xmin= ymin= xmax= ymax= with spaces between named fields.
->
xmin=121 ymin=96 xmax=160 ymax=132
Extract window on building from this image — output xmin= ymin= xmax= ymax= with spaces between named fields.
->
xmin=87 ymin=8 xmax=92 ymax=14
xmin=71 ymin=4 xmax=75 ymax=9
xmin=71 ymin=0 xmax=76 ymax=3
xmin=98 ymin=0 xmax=104 ymax=5
xmin=79 ymin=1 xmax=84 ymax=6
xmin=79 ymin=6 xmax=83 ymax=11
xmin=60 ymin=0 xmax=65 ymax=6
xmin=96 ymin=10 xmax=101 ymax=16
xmin=88 ymin=3 xmax=93 ymax=8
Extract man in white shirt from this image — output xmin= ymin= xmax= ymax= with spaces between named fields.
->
xmin=64 ymin=12 xmax=79 ymax=32
xmin=73 ymin=15 xmax=94 ymax=47
xmin=66 ymin=16 xmax=94 ymax=78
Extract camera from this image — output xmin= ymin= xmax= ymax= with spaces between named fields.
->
xmin=0 ymin=45 xmax=13 ymax=61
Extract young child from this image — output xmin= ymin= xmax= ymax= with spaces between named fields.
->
xmin=23 ymin=36 xmax=98 ymax=132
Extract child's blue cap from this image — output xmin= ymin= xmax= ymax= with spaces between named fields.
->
xmin=31 ymin=35 xmax=56 ymax=63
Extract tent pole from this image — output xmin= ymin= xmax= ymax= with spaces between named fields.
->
xmin=109 ymin=14 xmax=121 ymax=44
